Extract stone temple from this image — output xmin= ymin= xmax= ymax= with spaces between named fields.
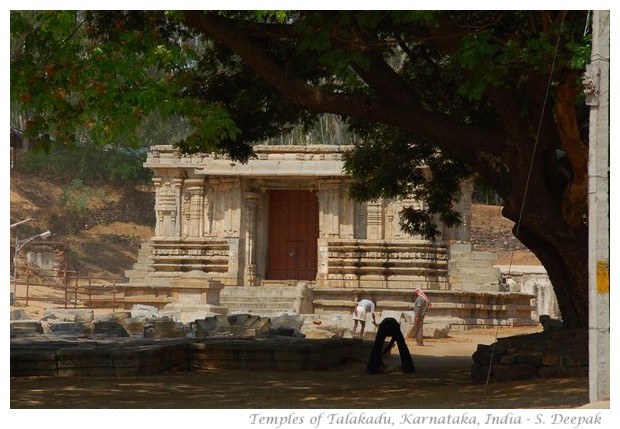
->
xmin=123 ymin=144 xmax=549 ymax=328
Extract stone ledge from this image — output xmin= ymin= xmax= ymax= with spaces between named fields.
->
xmin=470 ymin=328 xmax=588 ymax=383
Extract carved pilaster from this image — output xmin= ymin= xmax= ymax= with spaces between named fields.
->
xmin=210 ymin=178 xmax=240 ymax=238
xmin=154 ymin=178 xmax=181 ymax=237
xmin=184 ymin=178 xmax=205 ymax=237
xmin=354 ymin=202 xmax=367 ymax=239
xmin=367 ymin=200 xmax=385 ymax=240
xmin=339 ymin=183 xmax=355 ymax=239
xmin=318 ymin=179 xmax=341 ymax=238
xmin=394 ymin=197 xmax=423 ymax=239
xmin=203 ymin=185 xmax=214 ymax=236
xmin=172 ymin=179 xmax=183 ymax=237
xmin=244 ymin=191 xmax=260 ymax=286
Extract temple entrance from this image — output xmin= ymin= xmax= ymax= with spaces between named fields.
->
xmin=267 ymin=190 xmax=319 ymax=281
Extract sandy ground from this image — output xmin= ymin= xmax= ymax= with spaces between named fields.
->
xmin=10 ymin=326 xmax=598 ymax=410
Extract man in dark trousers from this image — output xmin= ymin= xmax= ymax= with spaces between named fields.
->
xmin=366 ymin=317 xmax=415 ymax=374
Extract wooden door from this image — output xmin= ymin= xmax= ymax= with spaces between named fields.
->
xmin=267 ymin=190 xmax=318 ymax=280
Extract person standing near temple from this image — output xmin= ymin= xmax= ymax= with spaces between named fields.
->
xmin=411 ymin=288 xmax=432 ymax=346
xmin=352 ymin=298 xmax=377 ymax=338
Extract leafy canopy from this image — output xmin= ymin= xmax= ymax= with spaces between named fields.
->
xmin=11 ymin=10 xmax=592 ymax=239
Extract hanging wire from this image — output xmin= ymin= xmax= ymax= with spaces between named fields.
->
xmin=507 ymin=12 xmax=567 ymax=277
xmin=584 ymin=10 xmax=591 ymax=37
xmin=483 ymin=325 xmax=500 ymax=400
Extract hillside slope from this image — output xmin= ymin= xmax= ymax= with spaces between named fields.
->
xmin=9 ymin=171 xmax=540 ymax=281
xmin=10 ymin=170 xmax=155 ymax=278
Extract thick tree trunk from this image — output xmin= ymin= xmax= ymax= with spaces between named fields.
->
xmin=501 ymin=167 xmax=589 ymax=328
xmin=510 ymin=212 xmax=588 ymax=328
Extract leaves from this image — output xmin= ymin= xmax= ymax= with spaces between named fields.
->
xmin=11 ymin=9 xmax=593 ymax=239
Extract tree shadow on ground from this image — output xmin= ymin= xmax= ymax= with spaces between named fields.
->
xmin=10 ymin=354 xmax=589 ymax=409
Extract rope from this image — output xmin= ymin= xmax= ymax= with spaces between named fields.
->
xmin=507 ymin=12 xmax=566 ymax=276
xmin=483 ymin=325 xmax=500 ymax=399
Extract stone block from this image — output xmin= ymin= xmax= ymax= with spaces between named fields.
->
xmin=228 ymin=313 xmax=252 ymax=326
xmin=510 ymin=363 xmax=538 ymax=380
xmin=10 ymin=320 xmax=44 ymax=336
xmin=131 ymin=304 xmax=160 ymax=318
xmin=144 ymin=318 xmax=185 ymax=339
xmin=48 ymin=321 xmax=86 ymax=334
xmin=56 ymin=347 xmax=115 ymax=376
xmin=559 ymin=366 xmax=588 ymax=378
xmin=93 ymin=320 xmax=130 ymax=337
xmin=538 ymin=366 xmax=561 ymax=378
xmin=109 ymin=311 xmax=133 ymax=324
xmin=193 ymin=318 xmax=218 ymax=337
xmin=541 ymin=354 xmax=561 ymax=367
xmin=124 ymin=316 xmax=147 ymax=335
xmin=270 ymin=313 xmax=303 ymax=331
xmin=10 ymin=309 xmax=30 ymax=320
xmin=11 ymin=349 xmax=58 ymax=376
xmin=490 ymin=364 xmax=512 ymax=381
xmin=43 ymin=308 xmax=94 ymax=322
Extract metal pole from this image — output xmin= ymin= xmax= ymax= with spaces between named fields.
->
xmin=587 ymin=9 xmax=610 ymax=404
xmin=12 ymin=232 xmax=19 ymax=305
xmin=11 ymin=230 xmax=52 ymax=306
xmin=10 ymin=218 xmax=33 ymax=228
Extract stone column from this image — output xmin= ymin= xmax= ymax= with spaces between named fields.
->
xmin=154 ymin=178 xmax=180 ymax=237
xmin=353 ymin=202 xmax=367 ymax=239
xmin=441 ymin=179 xmax=473 ymax=242
xmin=339 ymin=183 xmax=355 ymax=239
xmin=244 ymin=191 xmax=259 ymax=286
xmin=203 ymin=185 xmax=214 ymax=237
xmin=184 ymin=179 xmax=205 ymax=237
xmin=367 ymin=200 xmax=385 ymax=240
xmin=212 ymin=178 xmax=241 ymax=238
xmin=181 ymin=191 xmax=191 ymax=237
xmin=318 ymin=179 xmax=340 ymax=238
xmin=172 ymin=179 xmax=183 ymax=238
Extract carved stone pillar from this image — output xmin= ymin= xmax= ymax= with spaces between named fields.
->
xmin=211 ymin=178 xmax=240 ymax=238
xmin=203 ymin=185 xmax=214 ymax=236
xmin=154 ymin=178 xmax=180 ymax=237
xmin=442 ymin=179 xmax=473 ymax=242
xmin=181 ymin=191 xmax=191 ymax=237
xmin=367 ymin=200 xmax=385 ymax=240
xmin=339 ymin=183 xmax=355 ymax=239
xmin=244 ymin=191 xmax=259 ymax=286
xmin=184 ymin=179 xmax=205 ymax=237
xmin=395 ymin=197 xmax=423 ymax=239
xmin=318 ymin=179 xmax=341 ymax=238
xmin=354 ymin=202 xmax=367 ymax=239
xmin=172 ymin=179 xmax=183 ymax=238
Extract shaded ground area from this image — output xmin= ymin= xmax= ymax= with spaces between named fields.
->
xmin=10 ymin=327 xmax=591 ymax=409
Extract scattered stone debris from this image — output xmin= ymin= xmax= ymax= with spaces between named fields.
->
xmin=539 ymin=314 xmax=564 ymax=331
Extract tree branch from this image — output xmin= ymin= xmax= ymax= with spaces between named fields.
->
xmin=553 ymin=71 xmax=588 ymax=227
xmin=181 ymin=12 xmax=505 ymax=163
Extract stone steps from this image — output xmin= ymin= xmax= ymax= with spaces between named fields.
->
xmin=219 ymin=286 xmax=298 ymax=315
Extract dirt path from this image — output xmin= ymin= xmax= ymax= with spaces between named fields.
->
xmin=10 ymin=326 xmax=591 ymax=409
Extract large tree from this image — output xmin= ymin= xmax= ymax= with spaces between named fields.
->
xmin=10 ymin=11 xmax=592 ymax=328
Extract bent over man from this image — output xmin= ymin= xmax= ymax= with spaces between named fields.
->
xmin=352 ymin=298 xmax=376 ymax=338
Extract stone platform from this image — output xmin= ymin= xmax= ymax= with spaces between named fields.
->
xmin=10 ymin=336 xmax=371 ymax=377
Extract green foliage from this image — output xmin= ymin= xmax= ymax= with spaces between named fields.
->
xmin=15 ymin=141 xmax=151 ymax=185
xmin=566 ymin=35 xmax=592 ymax=69
xmin=343 ymin=123 xmax=471 ymax=240
xmin=10 ymin=10 xmax=593 ymax=242
xmin=59 ymin=179 xmax=106 ymax=219
xmin=11 ymin=10 xmax=241 ymax=158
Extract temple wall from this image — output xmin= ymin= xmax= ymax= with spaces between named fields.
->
xmin=131 ymin=145 xmax=488 ymax=292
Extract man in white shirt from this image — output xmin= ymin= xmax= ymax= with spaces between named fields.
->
xmin=352 ymin=298 xmax=377 ymax=338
